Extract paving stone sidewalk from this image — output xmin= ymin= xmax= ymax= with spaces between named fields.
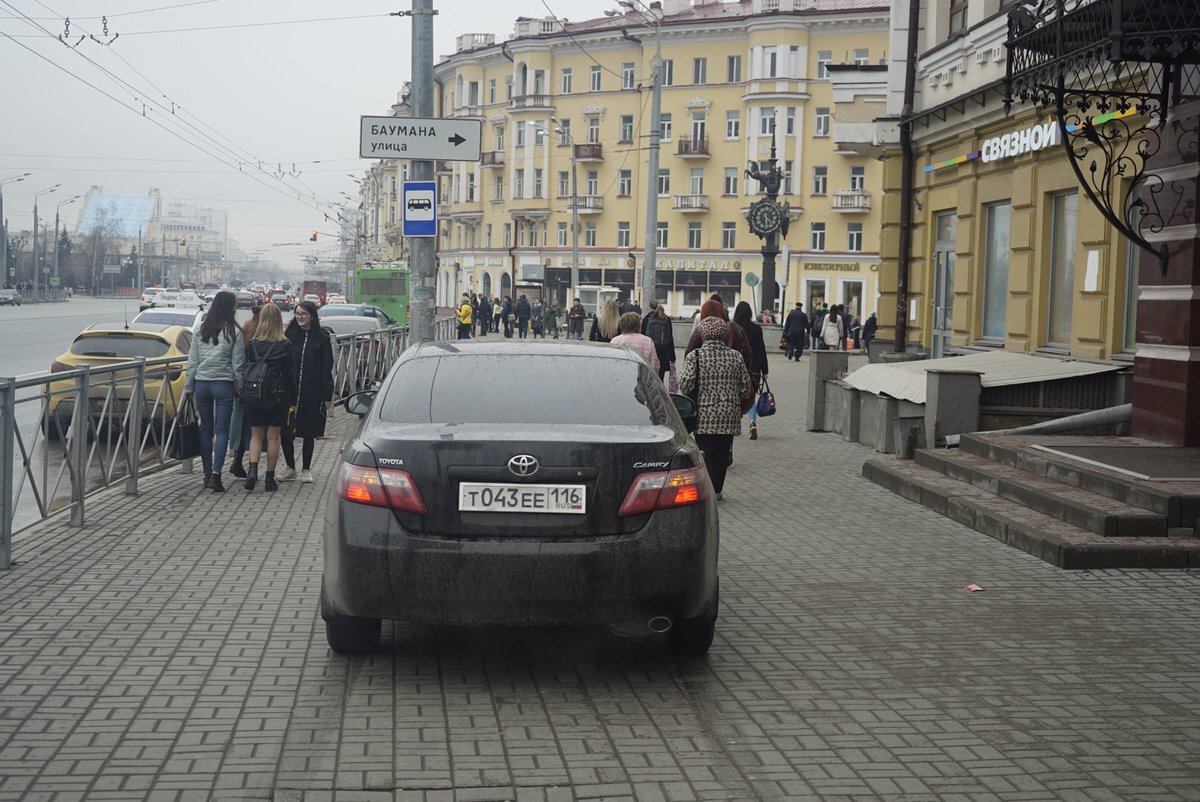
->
xmin=1 ymin=348 xmax=1199 ymax=802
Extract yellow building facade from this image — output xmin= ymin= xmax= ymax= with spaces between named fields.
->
xmin=365 ymin=0 xmax=891 ymax=321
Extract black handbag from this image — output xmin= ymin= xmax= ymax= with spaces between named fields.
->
xmin=169 ymin=394 xmax=202 ymax=461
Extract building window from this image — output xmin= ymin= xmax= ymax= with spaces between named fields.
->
xmin=853 ymin=48 xmax=869 ymax=66
xmin=619 ymin=114 xmax=634 ymax=142
xmin=618 ymin=169 xmax=632 ymax=196
xmin=812 ymin=165 xmax=827 ymax=195
xmin=466 ymin=173 xmax=476 ymax=201
xmin=693 ymin=57 xmax=707 ymax=85
xmin=814 ymin=107 xmax=830 ymax=137
xmin=557 ymin=221 xmax=568 ymax=246
xmin=533 ymin=168 xmax=543 ymax=198
xmin=516 ymin=123 xmax=526 ymax=147
xmin=850 ymin=165 xmax=865 ymax=192
xmin=847 ymin=223 xmax=863 ymax=252
xmin=656 ymin=221 xmax=669 ymax=248
xmin=590 ymin=65 xmax=602 ymax=92
xmin=1047 ymin=192 xmax=1079 ymax=346
xmin=503 ymin=222 xmax=511 ymax=243
xmin=725 ymin=110 xmax=740 ymax=139
xmin=486 ymin=224 xmax=493 ymax=247
xmin=659 ymin=112 xmax=672 ymax=141
xmin=494 ymin=125 xmax=505 ymax=150
xmin=661 ymin=58 xmax=674 ymax=86
xmin=683 ymin=288 xmax=703 ymax=306
xmin=688 ymin=222 xmax=702 ymax=249
xmin=505 ymin=75 xmax=513 ymax=100
xmin=810 ymin=222 xmax=826 ymax=251
xmin=585 ymin=221 xmax=597 ymax=247
xmin=982 ymin=201 xmax=1012 ymax=339
xmin=586 ymin=170 xmax=599 ymax=195
xmin=494 ymin=175 xmax=504 ymax=200
xmin=587 ymin=116 xmax=600 ymax=143
xmin=784 ymin=160 xmax=794 ymax=194
xmin=817 ymin=50 xmax=832 ymax=79
xmin=657 ymin=169 xmax=670 ymax=196
xmin=488 ymin=79 xmax=496 ymax=104
xmin=622 ymin=62 xmax=635 ymax=89
xmin=561 ymin=68 xmax=573 ymax=94
xmin=514 ymin=168 xmax=525 ymax=198
xmin=557 ymin=118 xmax=571 ymax=144
xmin=617 ymin=221 xmax=631 ymax=248
xmin=759 ymin=107 xmax=776 ymax=135
xmin=789 ymin=45 xmax=801 ymax=78
xmin=558 ymin=171 xmax=569 ymax=198
xmin=764 ymin=46 xmax=779 ymax=78
xmin=727 ymin=54 xmax=742 ymax=83
xmin=785 ymin=107 xmax=796 ymax=135
xmin=949 ymin=0 xmax=968 ymax=36
xmin=722 ymin=222 xmax=736 ymax=249
xmin=689 ymin=167 xmax=704 ymax=195
xmin=724 ymin=167 xmax=738 ymax=195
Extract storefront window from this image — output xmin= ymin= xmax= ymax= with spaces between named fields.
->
xmin=806 ymin=279 xmax=826 ymax=312
xmin=982 ymin=202 xmax=1011 ymax=339
xmin=1047 ymin=192 xmax=1078 ymax=346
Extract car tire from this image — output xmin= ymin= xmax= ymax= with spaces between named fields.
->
xmin=666 ymin=583 xmax=718 ymax=657
xmin=320 ymin=587 xmax=381 ymax=653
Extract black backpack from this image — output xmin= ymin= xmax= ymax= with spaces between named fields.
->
xmin=645 ymin=315 xmax=671 ymax=347
xmin=241 ymin=342 xmax=286 ymax=411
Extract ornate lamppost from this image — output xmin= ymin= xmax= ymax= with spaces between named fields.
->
xmin=744 ymin=128 xmax=790 ymax=314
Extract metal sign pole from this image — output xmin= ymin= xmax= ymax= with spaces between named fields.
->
xmin=407 ymin=0 xmax=436 ymax=345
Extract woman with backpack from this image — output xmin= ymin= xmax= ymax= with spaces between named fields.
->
xmin=184 ymin=290 xmax=245 ymax=493
xmin=589 ymin=299 xmax=622 ymax=343
xmin=821 ymin=303 xmax=845 ymax=350
xmin=641 ymin=300 xmax=676 ymax=384
xmin=280 ymin=300 xmax=334 ymax=484
xmin=241 ymin=303 xmax=295 ymax=492
xmin=732 ymin=301 xmax=769 ymax=441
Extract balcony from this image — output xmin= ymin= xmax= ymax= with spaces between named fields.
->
xmin=831 ymin=190 xmax=870 ymax=213
xmin=574 ymin=142 xmax=603 ymax=162
xmin=453 ymin=104 xmax=483 ymax=118
xmin=676 ymin=137 xmax=710 ymax=158
xmin=509 ymin=94 xmax=554 ymax=112
xmin=673 ymin=194 xmax=710 ymax=213
xmin=567 ymin=195 xmax=604 ymax=214
xmin=481 ymin=150 xmax=505 ymax=167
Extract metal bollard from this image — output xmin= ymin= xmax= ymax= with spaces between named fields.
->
xmin=1 ymin=377 xmax=16 ymax=570
xmin=125 ymin=358 xmax=145 ymax=496
xmin=70 ymin=365 xmax=91 ymax=527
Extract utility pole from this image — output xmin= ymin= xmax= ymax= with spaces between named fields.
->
xmin=640 ymin=13 xmax=663 ymax=308
xmin=1 ymin=174 xmax=31 ymax=287
xmin=405 ymin=0 xmax=437 ymax=344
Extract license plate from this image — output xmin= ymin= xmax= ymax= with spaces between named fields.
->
xmin=458 ymin=482 xmax=586 ymax=514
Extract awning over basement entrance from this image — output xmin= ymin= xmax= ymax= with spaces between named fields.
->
xmin=844 ymin=351 xmax=1126 ymax=405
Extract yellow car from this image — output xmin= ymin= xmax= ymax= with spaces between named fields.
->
xmin=44 ymin=322 xmax=194 ymax=438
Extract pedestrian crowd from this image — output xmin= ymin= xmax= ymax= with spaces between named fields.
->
xmin=184 ymin=291 xmax=334 ymax=494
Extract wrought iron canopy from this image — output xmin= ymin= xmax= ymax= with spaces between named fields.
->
xmin=1005 ymin=0 xmax=1200 ymax=274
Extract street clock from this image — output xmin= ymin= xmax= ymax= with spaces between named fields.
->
xmin=747 ymin=199 xmax=784 ymax=237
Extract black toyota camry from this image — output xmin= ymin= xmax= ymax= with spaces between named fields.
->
xmin=323 ymin=339 xmax=719 ymax=655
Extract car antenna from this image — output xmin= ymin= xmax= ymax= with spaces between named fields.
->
xmin=124 ymin=304 xmax=129 ymax=330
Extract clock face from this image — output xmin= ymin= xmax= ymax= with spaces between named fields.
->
xmin=749 ymin=200 xmax=782 ymax=236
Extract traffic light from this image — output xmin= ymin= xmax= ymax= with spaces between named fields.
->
xmin=178 ymin=235 xmax=187 ymax=247
xmin=310 ymin=230 xmax=318 ymax=241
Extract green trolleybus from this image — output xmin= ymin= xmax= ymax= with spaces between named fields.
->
xmin=353 ymin=265 xmax=410 ymax=324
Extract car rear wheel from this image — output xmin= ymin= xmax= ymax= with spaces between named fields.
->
xmin=320 ymin=587 xmax=381 ymax=653
xmin=666 ymin=583 xmax=718 ymax=656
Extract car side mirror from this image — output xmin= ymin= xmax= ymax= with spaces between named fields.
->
xmin=670 ymin=393 xmax=698 ymax=434
xmin=344 ymin=391 xmax=376 ymax=417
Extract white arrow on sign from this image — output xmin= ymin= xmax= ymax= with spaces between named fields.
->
xmin=359 ymin=115 xmax=482 ymax=162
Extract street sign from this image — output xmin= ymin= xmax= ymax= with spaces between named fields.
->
xmin=360 ymin=115 xmax=482 ymax=161
xmin=745 ymin=272 xmax=760 ymax=287
xmin=402 ymin=181 xmax=438 ymax=238
xmin=102 ymin=265 xmax=122 ymax=274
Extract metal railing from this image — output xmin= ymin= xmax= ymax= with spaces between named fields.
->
xmin=0 ymin=319 xmax=457 ymax=569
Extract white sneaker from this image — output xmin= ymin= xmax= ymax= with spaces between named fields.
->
xmin=301 ymin=469 xmax=314 ymax=484
xmin=278 ymin=467 xmax=298 ymax=482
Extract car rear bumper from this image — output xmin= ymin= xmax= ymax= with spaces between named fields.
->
xmin=322 ymin=497 xmax=718 ymax=627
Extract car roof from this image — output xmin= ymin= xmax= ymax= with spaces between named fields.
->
xmin=406 ymin=340 xmax=642 ymax=362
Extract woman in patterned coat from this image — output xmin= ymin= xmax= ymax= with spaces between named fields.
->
xmin=678 ymin=316 xmax=751 ymax=500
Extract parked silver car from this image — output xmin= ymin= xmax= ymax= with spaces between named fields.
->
xmin=323 ymin=340 xmax=718 ymax=655
xmin=0 ymin=289 xmax=21 ymax=306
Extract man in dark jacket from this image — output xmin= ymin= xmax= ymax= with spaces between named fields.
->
xmin=862 ymin=311 xmax=878 ymax=353
xmin=782 ymin=302 xmax=810 ymax=361
xmin=501 ymin=296 xmax=513 ymax=338
xmin=515 ymin=294 xmax=532 ymax=338
xmin=476 ymin=294 xmax=490 ymax=337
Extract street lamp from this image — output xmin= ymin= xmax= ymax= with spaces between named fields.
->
xmin=0 ymin=173 xmax=31 ymax=287
xmin=609 ymin=0 xmax=663 ymax=307
xmin=53 ymin=195 xmax=80 ymax=289
xmin=31 ymin=184 xmax=61 ymax=299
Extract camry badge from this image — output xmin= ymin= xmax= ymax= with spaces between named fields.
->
xmin=508 ymin=454 xmax=539 ymax=477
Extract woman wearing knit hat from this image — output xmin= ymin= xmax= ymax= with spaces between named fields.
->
xmin=678 ymin=316 xmax=751 ymax=501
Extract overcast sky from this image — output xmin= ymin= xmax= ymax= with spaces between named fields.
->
xmin=0 ymin=0 xmax=604 ymax=268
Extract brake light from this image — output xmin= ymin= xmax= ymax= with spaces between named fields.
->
xmin=338 ymin=462 xmax=427 ymax=514
xmin=618 ymin=465 xmax=710 ymax=517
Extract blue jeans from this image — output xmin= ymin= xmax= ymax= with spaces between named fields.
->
xmin=194 ymin=380 xmax=235 ymax=476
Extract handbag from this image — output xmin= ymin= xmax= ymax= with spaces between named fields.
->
xmin=168 ymin=394 xmax=201 ymax=461
xmin=778 ymin=335 xmax=788 ymax=351
xmin=756 ymin=377 xmax=777 ymax=417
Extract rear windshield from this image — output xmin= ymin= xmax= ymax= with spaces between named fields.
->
xmin=70 ymin=334 xmax=170 ymax=358
xmin=378 ymin=353 xmax=673 ymax=426
xmin=137 ymin=312 xmax=195 ymax=327
xmin=322 ymin=317 xmax=379 ymax=334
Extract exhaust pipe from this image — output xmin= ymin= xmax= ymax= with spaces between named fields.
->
xmin=608 ymin=616 xmax=673 ymax=637
xmin=647 ymin=616 xmax=672 ymax=634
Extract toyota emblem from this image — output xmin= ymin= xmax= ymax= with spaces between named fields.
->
xmin=508 ymin=454 xmax=539 ymax=477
